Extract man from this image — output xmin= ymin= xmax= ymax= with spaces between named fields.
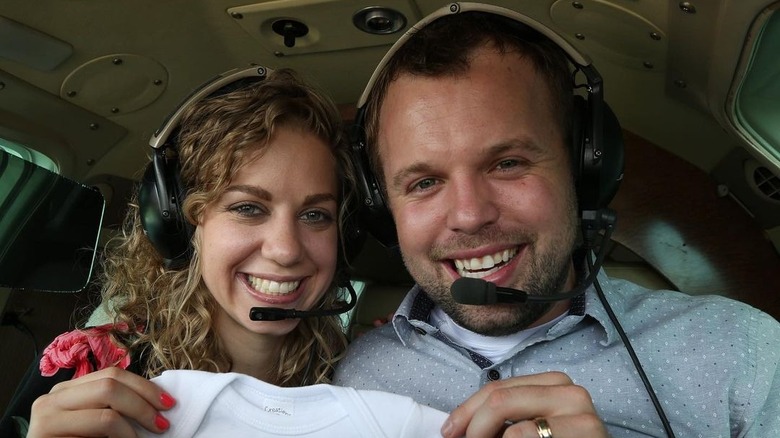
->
xmin=334 ymin=4 xmax=780 ymax=438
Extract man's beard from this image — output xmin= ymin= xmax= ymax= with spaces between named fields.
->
xmin=402 ymin=224 xmax=577 ymax=337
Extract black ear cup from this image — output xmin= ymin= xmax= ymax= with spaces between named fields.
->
xmin=140 ymin=66 xmax=271 ymax=269
xmin=339 ymin=200 xmax=367 ymax=268
xmin=572 ymin=95 xmax=625 ymax=213
xmin=138 ymin=147 xmax=193 ymax=269
xmin=595 ymin=102 xmax=624 ymax=209
xmin=350 ymin=120 xmax=398 ymax=248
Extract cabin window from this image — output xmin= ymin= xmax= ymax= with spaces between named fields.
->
xmin=0 ymin=137 xmax=59 ymax=173
xmin=732 ymin=8 xmax=780 ymax=170
xmin=339 ymin=280 xmax=366 ymax=331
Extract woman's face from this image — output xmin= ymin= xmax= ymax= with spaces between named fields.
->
xmin=198 ymin=127 xmax=339 ymax=342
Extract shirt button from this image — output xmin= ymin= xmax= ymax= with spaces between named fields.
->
xmin=414 ymin=327 xmax=426 ymax=335
xmin=487 ymin=369 xmax=500 ymax=381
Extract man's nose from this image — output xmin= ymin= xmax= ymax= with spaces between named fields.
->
xmin=445 ymin=176 xmax=499 ymax=234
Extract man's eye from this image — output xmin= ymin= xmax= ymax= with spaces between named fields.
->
xmin=496 ymin=159 xmax=520 ymax=170
xmin=413 ymin=178 xmax=437 ymax=191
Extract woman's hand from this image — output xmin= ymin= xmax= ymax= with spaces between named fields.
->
xmin=28 ymin=367 xmax=175 ymax=438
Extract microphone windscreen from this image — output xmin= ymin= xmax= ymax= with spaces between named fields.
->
xmin=451 ymin=277 xmax=495 ymax=305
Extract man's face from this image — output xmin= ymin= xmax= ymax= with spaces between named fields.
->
xmin=377 ymin=47 xmax=579 ymax=335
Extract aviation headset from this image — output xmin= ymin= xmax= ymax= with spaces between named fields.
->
xmin=349 ymin=6 xmax=678 ymax=434
xmin=351 ymin=2 xmax=625 ymax=247
xmin=139 ymin=65 xmax=363 ymax=270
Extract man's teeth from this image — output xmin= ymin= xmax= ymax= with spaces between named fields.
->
xmin=247 ymin=275 xmax=300 ymax=295
xmin=454 ymin=248 xmax=517 ymax=278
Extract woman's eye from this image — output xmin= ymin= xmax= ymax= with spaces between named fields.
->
xmin=300 ymin=210 xmax=333 ymax=224
xmin=230 ymin=203 xmax=264 ymax=217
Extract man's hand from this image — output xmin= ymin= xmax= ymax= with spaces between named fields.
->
xmin=28 ymin=367 xmax=176 ymax=438
xmin=441 ymin=371 xmax=607 ymax=438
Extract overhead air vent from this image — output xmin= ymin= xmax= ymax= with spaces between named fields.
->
xmin=713 ymin=148 xmax=780 ymax=228
xmin=226 ymin=0 xmax=416 ymax=56
xmin=746 ymin=159 xmax=780 ymax=203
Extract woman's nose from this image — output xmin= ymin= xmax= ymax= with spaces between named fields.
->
xmin=262 ymin=217 xmax=304 ymax=266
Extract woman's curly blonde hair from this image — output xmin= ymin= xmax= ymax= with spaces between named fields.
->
xmin=98 ymin=68 xmax=354 ymax=386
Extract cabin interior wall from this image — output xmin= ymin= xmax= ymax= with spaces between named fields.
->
xmin=0 ymin=288 xmax=95 ymax=413
xmin=612 ymin=131 xmax=780 ymax=318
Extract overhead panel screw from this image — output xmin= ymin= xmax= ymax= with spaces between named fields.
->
xmin=679 ymin=2 xmax=697 ymax=14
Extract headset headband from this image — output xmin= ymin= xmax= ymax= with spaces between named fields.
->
xmin=349 ymin=2 xmax=622 ymax=247
xmin=356 ymin=3 xmax=607 ymax=181
xmin=141 ymin=65 xmax=272 ymax=268
xmin=357 ymin=2 xmax=592 ymax=108
xmin=150 ymin=65 xmax=271 ymax=149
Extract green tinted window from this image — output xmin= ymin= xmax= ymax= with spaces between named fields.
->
xmin=734 ymin=9 xmax=780 ymax=166
xmin=0 ymin=149 xmax=103 ymax=292
xmin=0 ymin=138 xmax=59 ymax=173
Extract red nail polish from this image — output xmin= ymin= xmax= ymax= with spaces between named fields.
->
xmin=160 ymin=392 xmax=176 ymax=408
xmin=155 ymin=413 xmax=170 ymax=430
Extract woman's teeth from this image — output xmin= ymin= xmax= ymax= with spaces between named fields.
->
xmin=247 ymin=275 xmax=300 ymax=295
xmin=454 ymin=248 xmax=518 ymax=278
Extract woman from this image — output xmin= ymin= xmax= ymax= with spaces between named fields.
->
xmin=1 ymin=66 xmax=360 ymax=437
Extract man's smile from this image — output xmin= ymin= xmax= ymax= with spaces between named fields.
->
xmin=451 ymin=247 xmax=520 ymax=279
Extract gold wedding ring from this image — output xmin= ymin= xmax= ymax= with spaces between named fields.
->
xmin=534 ymin=417 xmax=553 ymax=438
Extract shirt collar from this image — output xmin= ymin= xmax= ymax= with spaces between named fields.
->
xmin=582 ymin=268 xmax=624 ymax=346
xmin=391 ymin=285 xmax=433 ymax=345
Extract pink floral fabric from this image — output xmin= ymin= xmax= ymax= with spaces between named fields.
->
xmin=39 ymin=324 xmax=131 ymax=378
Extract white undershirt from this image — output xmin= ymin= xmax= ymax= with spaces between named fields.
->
xmin=429 ymin=306 xmax=567 ymax=363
